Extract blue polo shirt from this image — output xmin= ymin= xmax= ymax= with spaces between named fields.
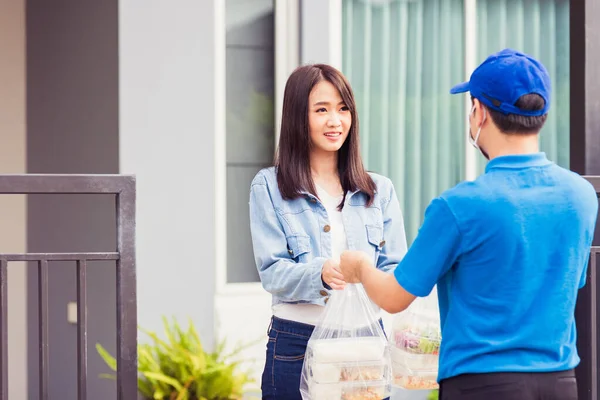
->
xmin=394 ymin=153 xmax=598 ymax=381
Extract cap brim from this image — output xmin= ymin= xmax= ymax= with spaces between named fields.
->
xmin=450 ymin=81 xmax=470 ymax=94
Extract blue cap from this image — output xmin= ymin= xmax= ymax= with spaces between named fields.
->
xmin=450 ymin=48 xmax=551 ymax=116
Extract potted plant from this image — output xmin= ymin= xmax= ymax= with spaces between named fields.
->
xmin=96 ymin=316 xmax=256 ymax=400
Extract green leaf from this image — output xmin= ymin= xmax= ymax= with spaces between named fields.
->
xmin=143 ymin=371 xmax=184 ymax=391
xmin=95 ymin=315 xmax=256 ymax=400
xmin=95 ymin=343 xmax=117 ymax=371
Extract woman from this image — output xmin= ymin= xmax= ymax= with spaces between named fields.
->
xmin=249 ymin=63 xmax=407 ymax=399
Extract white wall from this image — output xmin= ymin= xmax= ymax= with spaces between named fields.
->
xmin=300 ymin=0 xmax=342 ymax=68
xmin=0 ymin=0 xmax=27 ymax=398
xmin=118 ymin=0 xmax=217 ymax=345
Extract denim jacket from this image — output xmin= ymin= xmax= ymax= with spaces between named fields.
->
xmin=249 ymin=167 xmax=408 ymax=307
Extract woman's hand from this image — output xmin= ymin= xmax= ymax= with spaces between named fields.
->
xmin=321 ymin=259 xmax=346 ymax=290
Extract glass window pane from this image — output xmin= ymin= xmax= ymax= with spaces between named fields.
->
xmin=475 ymin=0 xmax=570 ymax=173
xmin=342 ymin=0 xmax=466 ymax=245
xmin=226 ymin=0 xmax=274 ymax=283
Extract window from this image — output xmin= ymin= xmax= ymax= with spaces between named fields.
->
xmin=475 ymin=0 xmax=570 ymax=173
xmin=342 ymin=0 xmax=569 ymax=244
xmin=343 ymin=0 xmax=466 ymax=244
xmin=225 ymin=0 xmax=275 ymax=283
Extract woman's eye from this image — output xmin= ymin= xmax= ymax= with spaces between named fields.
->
xmin=316 ymin=108 xmax=327 ymax=113
xmin=340 ymin=106 xmax=349 ymax=111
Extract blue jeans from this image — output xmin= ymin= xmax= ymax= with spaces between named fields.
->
xmin=261 ymin=316 xmax=389 ymax=400
xmin=261 ymin=316 xmax=313 ymax=400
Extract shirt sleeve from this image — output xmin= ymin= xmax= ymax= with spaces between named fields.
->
xmin=394 ymin=197 xmax=463 ymax=297
xmin=249 ymin=180 xmax=328 ymax=301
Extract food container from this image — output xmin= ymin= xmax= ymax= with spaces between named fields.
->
xmin=309 ymin=380 xmax=390 ymax=400
xmin=393 ymin=363 xmax=438 ymax=390
xmin=390 ymin=293 xmax=441 ymax=373
xmin=309 ymin=360 xmax=391 ymax=384
xmin=391 ymin=327 xmax=440 ymax=371
xmin=307 ymin=337 xmax=387 ymax=364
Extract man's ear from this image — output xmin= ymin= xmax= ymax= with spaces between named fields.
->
xmin=472 ymin=98 xmax=485 ymax=127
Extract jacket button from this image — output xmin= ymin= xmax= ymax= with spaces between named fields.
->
xmin=288 ymin=249 xmax=294 ymax=255
xmin=310 ymin=198 xmax=317 ymax=203
xmin=324 ymin=297 xmax=329 ymax=304
xmin=379 ymin=240 xmax=386 ymax=247
xmin=319 ymin=290 xmax=327 ymax=296
xmin=323 ymin=225 xmax=331 ymax=232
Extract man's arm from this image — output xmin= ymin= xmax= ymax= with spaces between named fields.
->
xmin=341 ymin=197 xmax=462 ymax=307
xmin=359 ymin=263 xmax=416 ymax=313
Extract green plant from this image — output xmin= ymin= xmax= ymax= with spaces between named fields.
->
xmin=427 ymin=389 xmax=439 ymax=400
xmin=96 ymin=317 xmax=256 ymax=400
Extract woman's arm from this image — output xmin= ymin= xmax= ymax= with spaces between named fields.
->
xmin=249 ymin=179 xmax=332 ymax=301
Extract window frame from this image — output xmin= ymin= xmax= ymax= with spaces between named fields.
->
xmin=215 ymin=0 xmax=300 ymax=295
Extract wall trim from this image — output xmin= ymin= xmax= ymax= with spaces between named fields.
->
xmin=464 ymin=0 xmax=478 ymax=181
xmin=215 ymin=0 xmax=299 ymax=296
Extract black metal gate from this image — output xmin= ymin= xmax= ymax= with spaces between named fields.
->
xmin=0 ymin=174 xmax=137 ymax=400
xmin=576 ymin=176 xmax=600 ymax=400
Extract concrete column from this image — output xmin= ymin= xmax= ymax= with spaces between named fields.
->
xmin=119 ymin=0 xmax=218 ymax=347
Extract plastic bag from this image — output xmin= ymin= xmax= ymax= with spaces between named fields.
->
xmin=300 ymin=283 xmax=392 ymax=400
xmin=390 ymin=286 xmax=441 ymax=390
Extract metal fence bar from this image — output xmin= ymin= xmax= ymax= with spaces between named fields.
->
xmin=0 ymin=174 xmax=136 ymax=399
xmin=38 ymin=260 xmax=49 ymax=400
xmin=587 ymin=176 xmax=600 ymax=193
xmin=0 ymin=253 xmax=119 ymax=262
xmin=116 ymin=181 xmax=137 ymax=399
xmin=0 ymin=174 xmax=134 ymax=194
xmin=77 ymin=260 xmax=88 ymax=400
xmin=590 ymin=248 xmax=598 ymax=399
xmin=0 ymin=260 xmax=7 ymax=400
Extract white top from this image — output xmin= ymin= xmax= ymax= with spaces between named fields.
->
xmin=272 ymin=185 xmax=348 ymax=326
xmin=315 ymin=184 xmax=348 ymax=263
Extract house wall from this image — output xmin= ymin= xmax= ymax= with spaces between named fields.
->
xmin=118 ymin=0 xmax=217 ymax=347
xmin=0 ymin=0 xmax=27 ymax=398
xmin=26 ymin=1 xmax=120 ymax=399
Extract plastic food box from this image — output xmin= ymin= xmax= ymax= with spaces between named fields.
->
xmin=392 ymin=363 xmax=438 ymax=390
xmin=307 ymin=337 xmax=387 ymax=363
xmin=304 ymin=337 xmax=392 ymax=399
xmin=309 ymin=379 xmax=391 ymax=400
xmin=390 ymin=307 xmax=440 ymax=370
xmin=391 ymin=327 xmax=440 ymax=371
xmin=389 ymin=292 xmax=441 ymax=390
xmin=309 ymin=360 xmax=390 ymax=384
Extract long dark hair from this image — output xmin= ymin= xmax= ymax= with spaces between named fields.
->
xmin=275 ymin=64 xmax=375 ymax=208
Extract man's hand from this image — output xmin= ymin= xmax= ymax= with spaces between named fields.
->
xmin=339 ymin=250 xmax=372 ymax=283
xmin=321 ymin=259 xmax=346 ymax=290
xmin=341 ymin=250 xmax=417 ymax=314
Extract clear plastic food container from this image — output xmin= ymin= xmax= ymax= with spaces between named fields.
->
xmin=309 ymin=379 xmax=391 ymax=400
xmin=392 ymin=320 xmax=441 ymax=356
xmin=307 ymin=337 xmax=388 ymax=364
xmin=390 ymin=295 xmax=441 ymax=372
xmin=308 ymin=360 xmax=391 ymax=384
xmin=393 ymin=363 xmax=438 ymax=390
xmin=390 ymin=331 xmax=440 ymax=371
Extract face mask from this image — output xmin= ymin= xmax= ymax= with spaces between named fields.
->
xmin=469 ymin=105 xmax=489 ymax=159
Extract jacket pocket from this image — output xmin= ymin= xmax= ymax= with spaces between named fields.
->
xmin=286 ymin=234 xmax=311 ymax=260
xmin=273 ymin=330 xmax=309 ymax=361
xmin=366 ymin=225 xmax=384 ymax=251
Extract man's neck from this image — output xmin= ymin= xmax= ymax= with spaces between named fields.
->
xmin=486 ymin=131 xmax=540 ymax=160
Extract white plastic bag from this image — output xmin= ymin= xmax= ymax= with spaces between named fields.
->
xmin=390 ymin=286 xmax=441 ymax=390
xmin=300 ymin=284 xmax=392 ymax=400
